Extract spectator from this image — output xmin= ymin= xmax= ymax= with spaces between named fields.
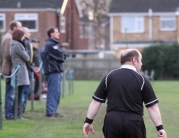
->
xmin=1 ymin=20 xmax=22 ymax=120
xmin=22 ymin=27 xmax=33 ymax=63
xmin=10 ymin=29 xmax=30 ymax=120
xmin=21 ymin=27 xmax=33 ymax=113
xmin=83 ymin=49 xmax=167 ymax=138
xmin=31 ymin=38 xmax=40 ymax=96
xmin=41 ymin=27 xmax=66 ymax=118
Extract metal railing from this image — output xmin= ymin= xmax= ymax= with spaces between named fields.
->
xmin=0 ymin=60 xmax=74 ymax=130
xmin=0 ymin=61 xmax=20 ymax=129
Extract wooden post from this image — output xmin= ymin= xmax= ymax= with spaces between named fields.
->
xmin=30 ymin=72 xmax=34 ymax=111
xmin=0 ymin=73 xmax=3 ymax=129
xmin=14 ymin=59 xmax=19 ymax=120
xmin=38 ymin=66 xmax=42 ymax=104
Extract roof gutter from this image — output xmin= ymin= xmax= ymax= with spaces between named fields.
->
xmin=108 ymin=12 xmax=176 ymax=16
xmin=0 ymin=8 xmax=57 ymax=12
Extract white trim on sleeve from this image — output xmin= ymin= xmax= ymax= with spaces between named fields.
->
xmin=145 ymin=99 xmax=158 ymax=106
xmin=93 ymin=95 xmax=105 ymax=102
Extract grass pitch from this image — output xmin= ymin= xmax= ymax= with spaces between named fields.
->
xmin=0 ymin=80 xmax=178 ymax=138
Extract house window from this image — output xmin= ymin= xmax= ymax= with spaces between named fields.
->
xmin=88 ymin=25 xmax=94 ymax=39
xmin=160 ymin=16 xmax=176 ymax=31
xmin=85 ymin=26 xmax=89 ymax=38
xmin=121 ymin=16 xmax=144 ymax=33
xmin=79 ymin=25 xmax=84 ymax=38
xmin=60 ymin=16 xmax=66 ymax=33
xmin=14 ymin=13 xmax=38 ymax=32
xmin=0 ymin=14 xmax=5 ymax=32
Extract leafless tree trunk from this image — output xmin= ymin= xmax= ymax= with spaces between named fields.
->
xmin=0 ymin=31 xmax=2 ymax=65
xmin=79 ymin=0 xmax=111 ymax=49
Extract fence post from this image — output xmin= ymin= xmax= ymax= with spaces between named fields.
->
xmin=14 ymin=60 xmax=19 ymax=120
xmin=0 ymin=74 xmax=2 ymax=129
xmin=61 ymin=73 xmax=66 ymax=98
xmin=30 ymin=71 xmax=34 ymax=111
xmin=38 ymin=66 xmax=42 ymax=104
xmin=67 ymin=69 xmax=74 ymax=95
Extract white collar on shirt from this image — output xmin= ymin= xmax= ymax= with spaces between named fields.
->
xmin=120 ymin=65 xmax=137 ymax=72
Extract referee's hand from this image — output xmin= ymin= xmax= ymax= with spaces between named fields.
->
xmin=157 ymin=129 xmax=167 ymax=138
xmin=83 ymin=123 xmax=95 ymax=138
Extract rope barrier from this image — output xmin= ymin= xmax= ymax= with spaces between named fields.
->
xmin=0 ymin=65 xmax=20 ymax=78
xmin=33 ymin=61 xmax=43 ymax=73
xmin=0 ymin=63 xmax=20 ymax=126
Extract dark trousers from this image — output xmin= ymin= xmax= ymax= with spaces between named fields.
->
xmin=22 ymin=85 xmax=30 ymax=113
xmin=34 ymin=73 xmax=39 ymax=94
xmin=18 ymin=86 xmax=23 ymax=115
xmin=103 ymin=112 xmax=146 ymax=138
xmin=5 ymin=82 xmax=15 ymax=119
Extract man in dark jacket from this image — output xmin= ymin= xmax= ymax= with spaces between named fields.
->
xmin=41 ymin=27 xmax=66 ymax=118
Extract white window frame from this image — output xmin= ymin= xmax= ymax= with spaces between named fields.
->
xmin=60 ymin=16 xmax=66 ymax=33
xmin=88 ymin=24 xmax=94 ymax=39
xmin=121 ymin=16 xmax=144 ymax=33
xmin=85 ymin=26 xmax=89 ymax=38
xmin=14 ymin=13 xmax=38 ymax=32
xmin=0 ymin=14 xmax=6 ymax=32
xmin=160 ymin=16 xmax=176 ymax=31
xmin=79 ymin=25 xmax=84 ymax=38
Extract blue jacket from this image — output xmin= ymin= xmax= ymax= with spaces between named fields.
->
xmin=40 ymin=38 xmax=66 ymax=75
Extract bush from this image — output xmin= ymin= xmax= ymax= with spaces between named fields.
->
xmin=142 ymin=43 xmax=179 ymax=80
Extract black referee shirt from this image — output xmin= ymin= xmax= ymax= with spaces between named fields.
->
xmin=92 ymin=65 xmax=158 ymax=116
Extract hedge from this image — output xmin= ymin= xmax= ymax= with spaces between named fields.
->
xmin=142 ymin=43 xmax=179 ymax=80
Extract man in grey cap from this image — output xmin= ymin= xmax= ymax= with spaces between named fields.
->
xmin=31 ymin=38 xmax=40 ymax=96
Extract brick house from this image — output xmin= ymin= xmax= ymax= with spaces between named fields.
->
xmin=79 ymin=16 xmax=96 ymax=50
xmin=0 ymin=0 xmax=88 ymax=50
xmin=108 ymin=0 xmax=179 ymax=51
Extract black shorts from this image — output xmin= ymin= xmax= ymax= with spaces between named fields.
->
xmin=103 ymin=111 xmax=146 ymax=138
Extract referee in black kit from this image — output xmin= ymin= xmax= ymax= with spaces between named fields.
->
xmin=83 ymin=49 xmax=167 ymax=138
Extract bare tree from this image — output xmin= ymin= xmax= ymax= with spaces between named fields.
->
xmin=79 ymin=0 xmax=111 ymax=49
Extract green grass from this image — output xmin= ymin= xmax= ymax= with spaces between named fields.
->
xmin=0 ymin=80 xmax=179 ymax=138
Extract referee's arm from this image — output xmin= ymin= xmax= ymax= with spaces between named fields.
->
xmin=83 ymin=100 xmax=102 ymax=138
xmin=147 ymin=104 xmax=167 ymax=138
xmin=86 ymin=100 xmax=102 ymax=120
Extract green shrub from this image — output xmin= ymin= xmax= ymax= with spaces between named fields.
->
xmin=142 ymin=43 xmax=179 ymax=80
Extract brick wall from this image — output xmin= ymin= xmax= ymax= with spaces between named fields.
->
xmin=60 ymin=0 xmax=81 ymax=50
xmin=176 ymin=14 xmax=179 ymax=43
xmin=36 ymin=11 xmax=58 ymax=47
xmin=112 ymin=16 xmax=178 ymax=43
xmin=152 ymin=16 xmax=176 ymax=41
xmin=0 ymin=10 xmax=58 ymax=48
xmin=0 ymin=0 xmax=82 ymax=50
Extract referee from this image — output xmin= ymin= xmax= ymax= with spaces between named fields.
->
xmin=83 ymin=49 xmax=167 ymax=138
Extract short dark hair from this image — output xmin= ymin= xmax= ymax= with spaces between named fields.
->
xmin=120 ymin=50 xmax=139 ymax=64
xmin=9 ymin=21 xmax=18 ymax=31
xmin=47 ymin=27 xmax=58 ymax=37
xmin=12 ymin=30 xmax=24 ymax=41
